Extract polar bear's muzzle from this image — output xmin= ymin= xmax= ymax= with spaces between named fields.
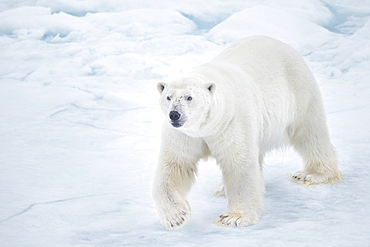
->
xmin=169 ymin=110 xmax=185 ymax=128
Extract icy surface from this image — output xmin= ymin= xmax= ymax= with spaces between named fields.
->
xmin=0 ymin=1 xmax=369 ymax=246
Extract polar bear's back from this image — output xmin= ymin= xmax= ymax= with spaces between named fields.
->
xmin=209 ymin=36 xmax=320 ymax=109
xmin=211 ymin=36 xmax=314 ymax=87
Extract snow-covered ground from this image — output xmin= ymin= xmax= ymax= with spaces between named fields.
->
xmin=1 ymin=1 xmax=369 ymax=246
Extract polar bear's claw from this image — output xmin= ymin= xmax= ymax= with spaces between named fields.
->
xmin=291 ymin=171 xmax=342 ymax=186
xmin=215 ymin=212 xmax=259 ymax=227
xmin=159 ymin=202 xmax=190 ymax=230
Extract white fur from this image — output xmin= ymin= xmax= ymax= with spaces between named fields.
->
xmin=152 ymin=36 xmax=342 ymax=230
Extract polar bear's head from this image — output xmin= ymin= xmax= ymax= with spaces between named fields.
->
xmin=157 ymin=77 xmax=215 ymax=132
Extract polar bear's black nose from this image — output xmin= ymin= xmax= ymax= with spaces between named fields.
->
xmin=169 ymin=111 xmax=181 ymax=121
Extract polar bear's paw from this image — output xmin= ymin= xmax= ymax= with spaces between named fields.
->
xmin=291 ymin=170 xmax=342 ymax=186
xmin=158 ymin=200 xmax=190 ymax=230
xmin=215 ymin=212 xmax=259 ymax=227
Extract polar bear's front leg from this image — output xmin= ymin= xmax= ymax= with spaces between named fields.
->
xmin=215 ymin=156 xmax=265 ymax=227
xmin=153 ymin=124 xmax=208 ymax=229
xmin=152 ymin=161 xmax=196 ymax=230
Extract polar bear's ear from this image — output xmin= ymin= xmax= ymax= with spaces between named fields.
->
xmin=157 ymin=82 xmax=166 ymax=94
xmin=206 ymin=82 xmax=216 ymax=94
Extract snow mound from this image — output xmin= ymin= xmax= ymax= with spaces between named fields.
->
xmin=206 ymin=5 xmax=337 ymax=52
xmin=84 ymin=9 xmax=196 ymax=37
xmin=353 ymin=18 xmax=370 ymax=39
xmin=0 ymin=6 xmax=95 ymax=40
xmin=261 ymin=0 xmax=333 ymax=25
xmin=0 ymin=6 xmax=195 ymax=41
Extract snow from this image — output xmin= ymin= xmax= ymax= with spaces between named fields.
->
xmin=0 ymin=1 xmax=369 ymax=246
xmin=206 ymin=5 xmax=337 ymax=54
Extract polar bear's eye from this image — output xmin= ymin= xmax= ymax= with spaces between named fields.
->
xmin=187 ymin=96 xmax=193 ymax=101
xmin=166 ymin=96 xmax=171 ymax=101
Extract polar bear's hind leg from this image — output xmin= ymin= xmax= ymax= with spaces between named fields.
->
xmin=289 ymin=103 xmax=342 ymax=186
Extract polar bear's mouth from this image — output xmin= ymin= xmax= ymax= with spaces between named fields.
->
xmin=170 ymin=121 xmax=184 ymax=128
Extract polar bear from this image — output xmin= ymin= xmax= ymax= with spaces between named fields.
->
xmin=152 ymin=35 xmax=342 ymax=230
